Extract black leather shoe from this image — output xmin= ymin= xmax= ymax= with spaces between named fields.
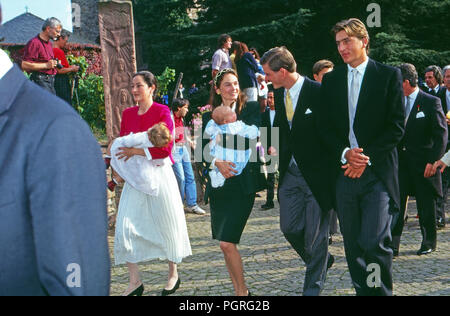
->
xmin=161 ymin=278 xmax=180 ymax=296
xmin=437 ymin=218 xmax=446 ymax=229
xmin=127 ymin=284 xmax=144 ymax=296
xmin=327 ymin=254 xmax=335 ymax=270
xmin=393 ymin=249 xmax=399 ymax=257
xmin=416 ymin=247 xmax=435 ymax=256
xmin=261 ymin=202 xmax=274 ymax=210
xmin=328 ymin=236 xmax=333 ymax=245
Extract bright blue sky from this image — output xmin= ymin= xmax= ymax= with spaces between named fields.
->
xmin=2 ymin=0 xmax=73 ymax=31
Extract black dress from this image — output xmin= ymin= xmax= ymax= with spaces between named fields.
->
xmin=202 ymin=101 xmax=266 ymax=244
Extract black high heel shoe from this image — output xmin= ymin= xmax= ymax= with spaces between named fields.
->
xmin=161 ymin=278 xmax=180 ymax=296
xmin=127 ymin=284 xmax=144 ymax=296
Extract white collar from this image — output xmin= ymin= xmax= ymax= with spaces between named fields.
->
xmin=286 ymin=73 xmax=304 ymax=95
xmin=0 ymin=49 xmax=13 ymax=80
xmin=347 ymin=58 xmax=369 ymax=75
xmin=407 ymin=87 xmax=420 ymax=103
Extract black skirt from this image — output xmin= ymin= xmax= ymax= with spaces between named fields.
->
xmin=54 ymin=74 xmax=72 ymax=105
xmin=209 ymin=175 xmax=256 ymax=244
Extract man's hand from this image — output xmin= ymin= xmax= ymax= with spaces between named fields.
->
xmin=345 ymin=148 xmax=370 ymax=168
xmin=342 ymin=163 xmax=366 ymax=179
xmin=46 ymin=59 xmax=57 ymax=70
xmin=424 ymin=163 xmax=436 ymax=178
xmin=215 ymin=159 xmax=237 ymax=179
xmin=431 ymin=160 xmax=448 ymax=176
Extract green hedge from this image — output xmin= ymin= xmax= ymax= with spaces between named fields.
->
xmin=73 ymin=74 xmax=106 ymax=134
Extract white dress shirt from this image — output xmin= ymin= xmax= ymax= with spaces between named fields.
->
xmin=341 ymin=59 xmax=369 ymax=164
xmin=285 ymin=74 xmax=305 ymax=167
xmin=269 ymin=109 xmax=276 ymax=127
xmin=430 ymin=84 xmax=440 ymax=95
xmin=405 ymin=87 xmax=420 ymax=121
xmin=0 ymin=49 xmax=13 ymax=80
xmin=284 ymin=74 xmax=305 ymax=124
xmin=347 ymin=59 xmax=369 ymax=106
xmin=441 ymin=150 xmax=450 ymax=166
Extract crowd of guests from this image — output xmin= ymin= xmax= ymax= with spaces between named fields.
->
xmin=2 ymin=4 xmax=449 ymax=296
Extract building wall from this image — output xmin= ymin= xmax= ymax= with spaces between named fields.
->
xmin=71 ymin=0 xmax=99 ymax=44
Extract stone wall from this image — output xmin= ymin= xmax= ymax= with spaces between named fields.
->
xmin=71 ymin=0 xmax=100 ymax=44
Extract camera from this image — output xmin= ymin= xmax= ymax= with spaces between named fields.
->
xmin=55 ymin=58 xmax=63 ymax=70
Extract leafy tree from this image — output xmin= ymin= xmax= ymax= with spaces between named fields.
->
xmin=132 ymin=0 xmax=450 ymax=108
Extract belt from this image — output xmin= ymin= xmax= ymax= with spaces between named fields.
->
xmin=31 ymin=72 xmax=55 ymax=79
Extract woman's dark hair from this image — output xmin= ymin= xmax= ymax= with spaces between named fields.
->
xmin=171 ymin=98 xmax=189 ymax=112
xmin=249 ymin=47 xmax=260 ymax=60
xmin=231 ymin=41 xmax=241 ymax=54
xmin=234 ymin=42 xmax=249 ymax=63
xmin=211 ymin=68 xmax=247 ymax=115
xmin=133 ymin=71 xmax=158 ymax=97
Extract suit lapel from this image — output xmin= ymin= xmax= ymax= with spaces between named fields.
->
xmin=292 ymin=77 xmax=310 ymax=125
xmin=334 ymin=66 xmax=350 ymax=135
xmin=274 ymin=88 xmax=289 ymax=130
xmin=354 ymin=59 xmax=375 ymax=123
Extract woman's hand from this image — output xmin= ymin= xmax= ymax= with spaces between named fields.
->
xmin=116 ymin=147 xmax=139 ymax=162
xmin=215 ymin=159 xmax=238 ymax=179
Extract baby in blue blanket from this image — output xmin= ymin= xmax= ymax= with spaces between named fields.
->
xmin=205 ymin=106 xmax=259 ymax=188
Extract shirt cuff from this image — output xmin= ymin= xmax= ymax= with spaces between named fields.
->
xmin=144 ymin=148 xmax=153 ymax=161
xmin=341 ymin=148 xmax=350 ymax=164
xmin=210 ymin=158 xmax=217 ymax=170
xmin=341 ymin=147 xmax=372 ymax=166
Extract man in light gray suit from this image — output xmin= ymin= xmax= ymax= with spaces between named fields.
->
xmin=0 ymin=2 xmax=110 ymax=296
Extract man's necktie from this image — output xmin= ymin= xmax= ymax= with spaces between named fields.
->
xmin=349 ymin=69 xmax=360 ymax=118
xmin=348 ymin=69 xmax=360 ymax=148
xmin=405 ymin=95 xmax=413 ymax=124
xmin=285 ymin=89 xmax=294 ymax=121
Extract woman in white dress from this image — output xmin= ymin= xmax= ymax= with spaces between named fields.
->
xmin=114 ymin=71 xmax=192 ymax=296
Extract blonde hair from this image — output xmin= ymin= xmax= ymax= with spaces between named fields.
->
xmin=148 ymin=123 xmax=172 ymax=148
xmin=260 ymin=46 xmax=297 ymax=73
xmin=332 ymin=18 xmax=370 ymax=53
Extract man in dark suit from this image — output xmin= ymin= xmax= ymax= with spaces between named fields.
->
xmin=317 ymin=18 xmax=404 ymax=296
xmin=261 ymin=46 xmax=334 ymax=296
xmin=0 ymin=4 xmax=110 ymax=295
xmin=260 ymin=88 xmax=277 ymax=210
xmin=391 ymin=63 xmax=447 ymax=257
xmin=423 ymin=65 xmax=446 ymax=100
xmin=435 ymin=65 xmax=450 ymax=229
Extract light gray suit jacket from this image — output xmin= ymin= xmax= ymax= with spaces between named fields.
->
xmin=0 ymin=65 xmax=110 ymax=295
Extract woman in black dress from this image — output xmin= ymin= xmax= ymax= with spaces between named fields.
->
xmin=202 ymin=68 xmax=264 ymax=296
